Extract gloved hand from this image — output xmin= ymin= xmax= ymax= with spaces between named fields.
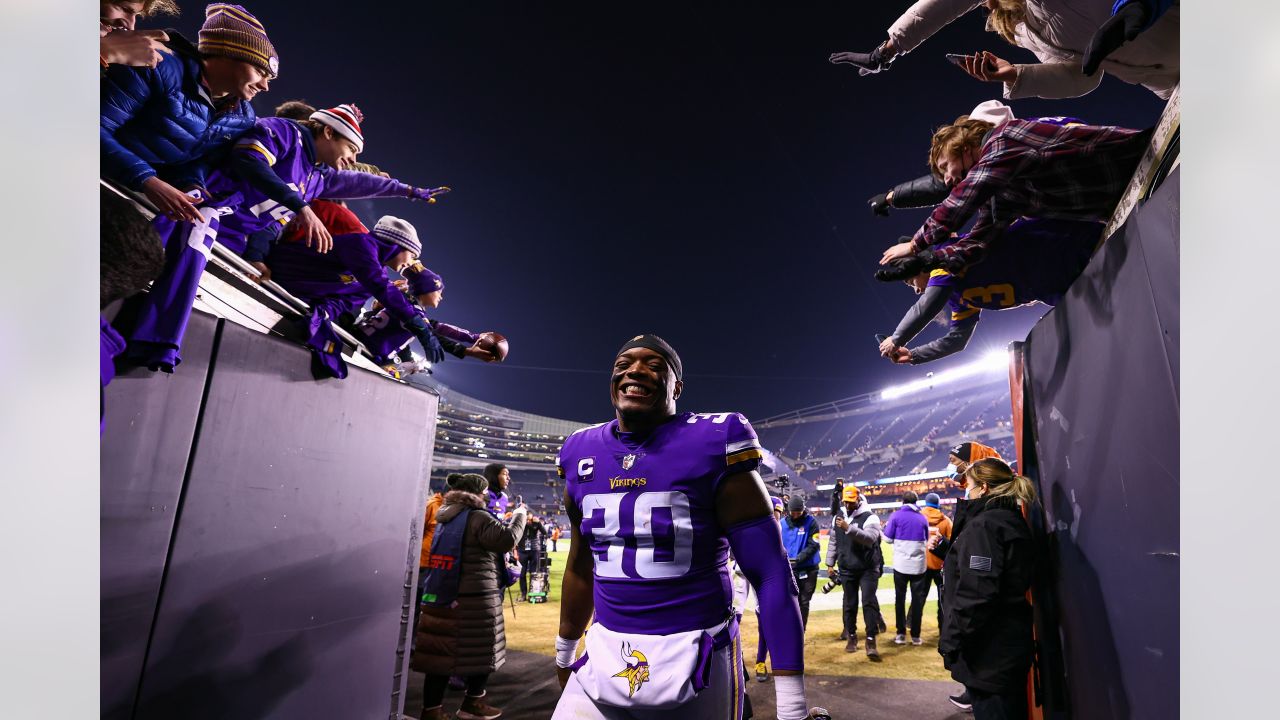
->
xmin=1082 ymin=0 xmax=1152 ymax=76
xmin=828 ymin=41 xmax=895 ymax=76
xmin=408 ymin=185 xmax=452 ymax=204
xmin=868 ymin=192 xmax=891 ymax=217
xmin=407 ymin=316 xmax=446 ymax=363
xmin=874 ymin=250 xmax=941 ymax=282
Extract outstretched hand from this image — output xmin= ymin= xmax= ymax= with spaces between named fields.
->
xmin=465 ymin=344 xmax=499 ymax=362
xmin=880 ymin=241 xmax=915 ymax=265
xmin=957 ymin=51 xmax=1016 ymax=84
xmin=1082 ymin=1 xmax=1152 ymax=76
xmin=868 ymin=192 xmax=891 ymax=217
xmin=828 ymin=41 xmax=895 ymax=76
xmin=410 ymin=186 xmax=452 ymax=204
xmin=286 ymin=205 xmax=333 ymax=254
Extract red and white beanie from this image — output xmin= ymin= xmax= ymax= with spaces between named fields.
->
xmin=309 ymin=103 xmax=365 ymax=153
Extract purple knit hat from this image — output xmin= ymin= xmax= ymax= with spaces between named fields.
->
xmin=408 ymin=266 xmax=444 ymax=296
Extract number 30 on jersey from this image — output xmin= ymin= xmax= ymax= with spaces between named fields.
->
xmin=581 ymin=491 xmax=693 ymax=579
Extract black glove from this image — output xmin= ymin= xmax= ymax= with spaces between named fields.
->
xmin=407 ymin=316 xmax=446 ymax=364
xmin=1082 ymin=0 xmax=1152 ymax=76
xmin=829 ymin=41 xmax=895 ymax=76
xmin=874 ymin=250 xmax=942 ymax=282
xmin=868 ymin=192 xmax=891 ymax=217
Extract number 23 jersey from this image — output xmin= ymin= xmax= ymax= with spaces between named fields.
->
xmin=557 ymin=411 xmax=764 ymax=635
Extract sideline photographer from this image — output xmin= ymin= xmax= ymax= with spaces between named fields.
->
xmin=824 ymin=481 xmax=884 ymax=661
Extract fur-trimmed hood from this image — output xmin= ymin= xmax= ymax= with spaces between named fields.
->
xmin=437 ymin=490 xmax=487 ymax=522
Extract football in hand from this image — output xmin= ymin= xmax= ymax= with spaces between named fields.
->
xmin=476 ymin=332 xmax=509 ymax=362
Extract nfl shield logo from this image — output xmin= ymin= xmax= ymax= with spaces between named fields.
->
xmin=622 ymin=454 xmax=637 ymax=470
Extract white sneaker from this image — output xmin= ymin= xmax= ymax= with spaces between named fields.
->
xmin=893 ymin=634 xmax=907 ymax=645
xmin=911 ymin=637 xmax=923 ymax=646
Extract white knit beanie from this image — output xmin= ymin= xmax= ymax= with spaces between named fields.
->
xmin=372 ymin=216 xmax=421 ymax=257
xmin=968 ymin=99 xmax=1015 ymax=127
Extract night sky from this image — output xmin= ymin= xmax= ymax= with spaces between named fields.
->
xmin=166 ymin=2 xmax=1163 ymax=423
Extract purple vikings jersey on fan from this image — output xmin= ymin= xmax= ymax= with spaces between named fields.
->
xmin=928 ymin=217 xmax=1102 ymax=329
xmin=557 ymin=411 xmax=764 ymax=634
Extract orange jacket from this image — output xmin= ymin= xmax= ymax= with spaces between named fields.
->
xmin=419 ymin=492 xmax=445 ymax=568
xmin=920 ymin=505 xmax=953 ymax=571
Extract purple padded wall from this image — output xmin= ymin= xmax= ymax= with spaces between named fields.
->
xmin=1023 ymin=169 xmax=1179 ymax=719
xmin=103 ymin=313 xmax=436 ymax=720
xmin=101 ymin=311 xmax=218 ymax=720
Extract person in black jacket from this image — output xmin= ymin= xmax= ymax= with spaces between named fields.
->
xmin=824 ymin=482 xmax=885 ymax=660
xmin=937 ymin=458 xmax=1037 ymax=720
xmin=517 ymin=514 xmax=547 ymax=602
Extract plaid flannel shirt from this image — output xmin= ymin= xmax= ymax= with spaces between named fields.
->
xmin=910 ymin=119 xmax=1151 ymax=271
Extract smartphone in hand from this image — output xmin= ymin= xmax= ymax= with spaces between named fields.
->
xmin=945 ymin=53 xmax=970 ymax=67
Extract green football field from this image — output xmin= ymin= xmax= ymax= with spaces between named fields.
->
xmin=501 ymin=541 xmax=950 ymax=682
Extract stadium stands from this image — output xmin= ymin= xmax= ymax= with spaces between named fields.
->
xmin=755 ymin=370 xmax=1015 ymax=502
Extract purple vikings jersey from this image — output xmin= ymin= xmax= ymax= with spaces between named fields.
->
xmin=557 ymin=411 xmax=764 ymax=634
xmin=355 ymin=307 xmax=417 ymax=362
xmin=930 ymin=217 xmax=1102 ymax=329
xmin=129 ymin=117 xmax=417 ymax=370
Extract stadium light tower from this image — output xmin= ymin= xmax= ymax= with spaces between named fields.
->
xmin=879 ymin=348 xmax=1010 ymax=401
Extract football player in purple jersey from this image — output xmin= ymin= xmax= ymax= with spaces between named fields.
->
xmin=551 ymin=335 xmax=828 ymax=720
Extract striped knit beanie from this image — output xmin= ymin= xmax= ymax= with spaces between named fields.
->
xmin=309 ymin=104 xmax=365 ymax=153
xmin=372 ymin=216 xmax=421 ymax=257
xmin=198 ymin=4 xmax=279 ymax=78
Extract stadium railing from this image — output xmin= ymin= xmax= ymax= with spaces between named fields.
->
xmin=100 ymin=178 xmax=387 ymax=375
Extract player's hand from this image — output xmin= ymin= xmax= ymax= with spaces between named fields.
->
xmin=880 ymin=241 xmax=915 ymax=265
xmin=878 ymin=336 xmax=898 ymax=357
xmin=889 ymin=347 xmax=912 ymax=364
xmin=286 ymin=205 xmax=333 ymax=253
xmin=142 ymin=176 xmax=204 ymax=223
xmin=557 ymin=666 xmax=572 ymax=690
xmin=958 ymin=51 xmax=1016 ymax=84
xmin=101 ymin=29 xmax=172 ymax=68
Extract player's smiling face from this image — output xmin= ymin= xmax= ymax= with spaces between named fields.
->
xmin=611 ymin=347 xmax=682 ymax=422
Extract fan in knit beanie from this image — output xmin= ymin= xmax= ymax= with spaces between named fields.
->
xmin=197 ymin=3 xmax=279 ymax=78
xmin=310 ymin=104 xmax=366 ymax=153
xmin=372 ymin=216 xmax=421 ymax=257
xmin=407 ymin=266 xmax=444 ymax=296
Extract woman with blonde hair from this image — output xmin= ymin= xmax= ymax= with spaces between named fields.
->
xmin=935 ymin=457 xmax=1038 ymax=719
xmin=830 ymin=0 xmax=1178 ymax=101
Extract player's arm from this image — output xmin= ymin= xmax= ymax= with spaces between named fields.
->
xmin=555 ymin=491 xmax=593 ymax=688
xmin=717 ymin=470 xmax=812 ymax=720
